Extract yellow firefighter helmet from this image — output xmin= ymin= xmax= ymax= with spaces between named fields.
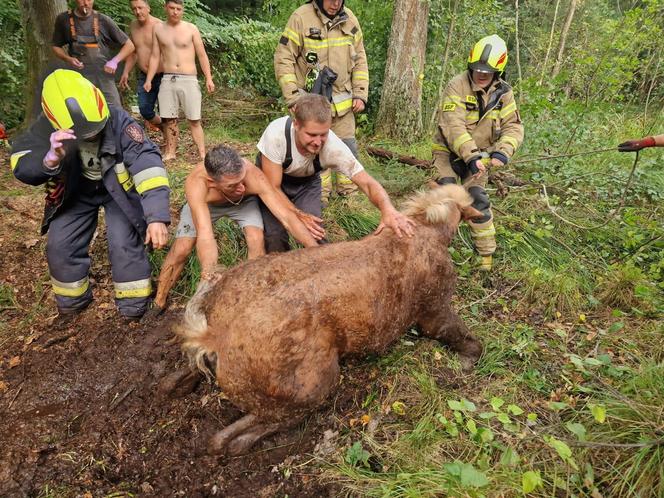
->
xmin=41 ymin=69 xmax=109 ymax=138
xmin=468 ymin=34 xmax=508 ymax=74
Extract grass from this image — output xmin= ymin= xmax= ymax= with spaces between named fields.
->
xmin=154 ymin=92 xmax=663 ymax=497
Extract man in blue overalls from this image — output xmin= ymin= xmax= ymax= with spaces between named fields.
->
xmin=51 ymin=0 xmax=135 ymax=108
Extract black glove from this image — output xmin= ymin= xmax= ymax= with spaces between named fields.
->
xmin=466 ymin=156 xmax=481 ymax=175
xmin=618 ymin=137 xmax=656 ymax=152
xmin=311 ymin=66 xmax=338 ymax=102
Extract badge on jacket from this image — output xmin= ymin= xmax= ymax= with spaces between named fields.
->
xmin=125 ymin=123 xmax=144 ymax=143
xmin=307 ymin=27 xmax=322 ymax=40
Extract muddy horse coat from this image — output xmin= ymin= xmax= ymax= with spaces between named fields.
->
xmin=178 ymin=185 xmax=483 ymax=455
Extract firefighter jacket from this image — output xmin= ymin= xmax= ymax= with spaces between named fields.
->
xmin=434 ymin=71 xmax=524 ymax=166
xmin=10 ymin=106 xmax=170 ymax=236
xmin=274 ymin=2 xmax=369 ymax=116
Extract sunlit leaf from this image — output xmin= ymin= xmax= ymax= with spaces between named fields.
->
xmin=522 ymin=470 xmax=543 ymax=493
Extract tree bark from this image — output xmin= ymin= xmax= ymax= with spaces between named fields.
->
xmin=427 ymin=0 xmax=459 ymax=133
xmin=20 ymin=0 xmax=67 ymax=124
xmin=375 ymin=0 xmax=430 ymax=144
xmin=551 ymin=0 xmax=579 ymax=79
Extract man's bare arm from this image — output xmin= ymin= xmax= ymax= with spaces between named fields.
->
xmin=351 ymin=171 xmax=415 ymax=238
xmin=192 ymin=26 xmax=214 ymax=93
xmin=119 ymin=53 xmax=137 ymax=90
xmin=247 ymin=165 xmax=319 ymax=247
xmin=185 ymin=175 xmax=218 ymax=273
xmin=144 ymin=27 xmax=161 ymax=92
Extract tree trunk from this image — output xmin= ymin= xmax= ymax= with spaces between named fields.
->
xmin=538 ymin=0 xmax=561 ymax=85
xmin=375 ymin=0 xmax=430 ymax=144
xmin=551 ymin=0 xmax=578 ymax=79
xmin=20 ymin=0 xmax=67 ymax=124
xmin=427 ymin=0 xmax=459 ymax=133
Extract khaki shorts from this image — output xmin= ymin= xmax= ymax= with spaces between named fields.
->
xmin=176 ymin=196 xmax=264 ymax=238
xmin=158 ymin=73 xmax=202 ymax=120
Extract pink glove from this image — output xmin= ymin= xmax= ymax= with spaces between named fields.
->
xmin=104 ymin=56 xmax=120 ymax=74
xmin=44 ymin=129 xmax=76 ymax=169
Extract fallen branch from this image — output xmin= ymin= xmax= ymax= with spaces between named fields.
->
xmin=8 ymin=386 xmax=23 ymax=409
xmin=366 ymin=146 xmax=432 ymax=169
xmin=42 ymin=332 xmax=76 ymax=348
xmin=109 ymin=386 xmax=135 ymax=411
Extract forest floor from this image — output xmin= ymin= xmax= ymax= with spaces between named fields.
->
xmin=0 ymin=96 xmax=662 ymax=498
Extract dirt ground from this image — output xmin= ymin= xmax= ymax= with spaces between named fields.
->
xmin=0 ymin=145 xmax=366 ymax=497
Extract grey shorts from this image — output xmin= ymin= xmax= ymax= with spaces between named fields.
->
xmin=175 ymin=196 xmax=264 ymax=238
xmin=158 ymin=73 xmax=202 ymax=120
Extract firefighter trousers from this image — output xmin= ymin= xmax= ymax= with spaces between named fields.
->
xmin=321 ymin=112 xmax=359 ymax=199
xmin=46 ymin=179 xmax=152 ymax=317
xmin=434 ymin=152 xmax=497 ymax=256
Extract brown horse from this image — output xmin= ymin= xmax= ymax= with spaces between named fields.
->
xmin=177 ymin=184 xmax=483 ymax=455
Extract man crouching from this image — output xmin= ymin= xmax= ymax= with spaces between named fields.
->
xmin=151 ymin=144 xmax=323 ymax=313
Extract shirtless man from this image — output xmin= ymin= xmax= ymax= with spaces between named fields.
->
xmin=143 ymin=0 xmax=214 ymax=161
xmin=120 ymin=0 xmax=166 ymax=141
xmin=150 ymin=144 xmax=323 ymax=312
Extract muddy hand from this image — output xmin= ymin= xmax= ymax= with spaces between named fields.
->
xmin=296 ymin=210 xmax=325 ymax=240
xmin=375 ymin=210 xmax=416 ymax=238
xmin=44 ymin=129 xmax=76 ymax=169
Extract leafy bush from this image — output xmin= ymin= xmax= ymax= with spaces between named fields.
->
xmin=0 ymin=2 xmax=25 ymax=128
xmin=212 ymin=18 xmax=281 ymax=97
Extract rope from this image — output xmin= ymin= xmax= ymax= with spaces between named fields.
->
xmin=511 ymin=146 xmax=617 ymax=165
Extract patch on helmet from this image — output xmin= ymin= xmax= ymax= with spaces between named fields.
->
xmin=125 ymin=123 xmax=144 ymax=143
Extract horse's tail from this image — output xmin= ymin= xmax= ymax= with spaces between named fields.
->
xmin=175 ymin=278 xmax=218 ymax=381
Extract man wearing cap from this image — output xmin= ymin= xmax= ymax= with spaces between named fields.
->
xmin=52 ymin=0 xmax=136 ymax=108
xmin=432 ymin=34 xmax=524 ymax=271
xmin=274 ymin=0 xmax=369 ymax=204
xmin=10 ymin=69 xmax=170 ymax=320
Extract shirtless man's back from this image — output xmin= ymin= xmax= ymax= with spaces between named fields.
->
xmin=144 ymin=0 xmax=214 ymax=161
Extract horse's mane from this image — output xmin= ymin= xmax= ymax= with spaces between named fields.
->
xmin=402 ymin=184 xmax=473 ymax=225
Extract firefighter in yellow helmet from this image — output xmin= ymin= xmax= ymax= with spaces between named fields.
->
xmin=432 ymin=34 xmax=524 ymax=271
xmin=274 ymin=0 xmax=369 ymax=204
xmin=10 ymin=70 xmax=171 ymax=320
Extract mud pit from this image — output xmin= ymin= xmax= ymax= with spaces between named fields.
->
xmin=0 ymin=151 xmax=357 ymax=497
xmin=1 ymin=311 xmax=350 ymax=496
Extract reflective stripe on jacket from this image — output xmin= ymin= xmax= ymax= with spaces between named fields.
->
xmin=274 ymin=3 xmax=369 ymax=115
xmin=10 ymin=106 xmax=170 ymax=236
xmin=434 ymin=71 xmax=524 ymax=164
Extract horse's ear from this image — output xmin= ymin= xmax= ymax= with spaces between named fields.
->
xmin=460 ymin=205 xmax=483 ymax=220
